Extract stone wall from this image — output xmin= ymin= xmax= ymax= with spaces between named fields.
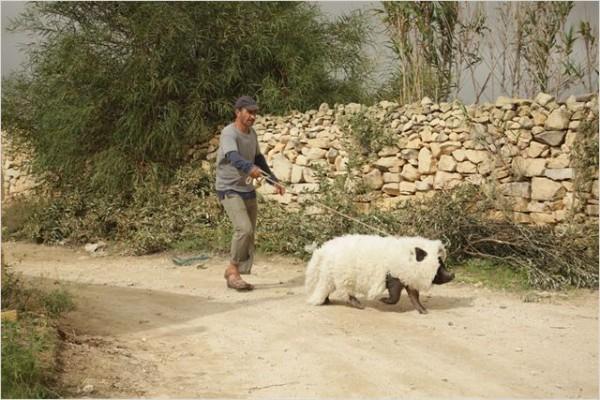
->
xmin=204 ymin=93 xmax=598 ymax=225
xmin=1 ymin=131 xmax=39 ymax=201
xmin=3 ymin=93 xmax=599 ymax=226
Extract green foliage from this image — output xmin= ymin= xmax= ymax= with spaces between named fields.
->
xmin=572 ymin=118 xmax=599 ymax=215
xmin=339 ymin=106 xmax=396 ymax=155
xmin=2 ymin=2 xmax=372 ymax=197
xmin=1 ymin=266 xmax=73 ymax=398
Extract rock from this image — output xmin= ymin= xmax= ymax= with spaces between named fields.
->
xmin=375 ymin=156 xmax=403 ymax=170
xmin=272 ymin=154 xmax=293 ymax=182
xmin=456 ymin=161 xmax=477 ymax=174
xmin=415 ymin=178 xmax=433 ymax=191
xmin=544 ymin=168 xmax=574 ymax=181
xmin=84 ymin=241 xmax=107 ymax=255
xmin=529 ymin=212 xmax=556 ymax=224
xmin=464 ymin=150 xmax=489 ymax=164
xmin=433 ymin=171 xmax=462 ymax=189
xmin=501 ymin=182 xmax=531 ymax=198
xmin=438 ymin=155 xmax=457 ymax=172
xmin=534 ymin=130 xmax=566 ymax=147
xmin=364 ymin=169 xmax=383 ymax=190
xmin=303 ymin=167 xmax=318 ymax=183
xmin=307 ymin=138 xmax=331 ymax=149
xmin=401 ymin=164 xmax=420 ymax=182
xmin=547 ymin=154 xmax=570 ymax=169
xmin=544 ymin=108 xmax=571 ymax=130
xmin=290 ymin=165 xmax=304 ymax=183
xmin=418 ymin=148 xmax=434 ymax=174
xmin=535 ymin=92 xmax=555 ymax=106
xmin=528 ymin=141 xmax=548 ymax=158
xmin=305 ymin=148 xmax=327 ymax=161
xmin=421 ymin=97 xmax=433 ymax=106
xmin=383 ymin=172 xmax=401 ymax=183
xmin=531 ymin=177 xmax=565 ymax=201
xmin=399 ymin=181 xmax=416 ymax=193
xmin=512 ymin=157 xmax=546 ymax=177
xmin=382 ymin=183 xmax=400 ymax=196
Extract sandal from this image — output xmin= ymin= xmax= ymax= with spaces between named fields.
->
xmin=226 ymin=275 xmax=254 ymax=291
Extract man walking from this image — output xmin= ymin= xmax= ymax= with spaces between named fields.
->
xmin=215 ymin=96 xmax=285 ymax=291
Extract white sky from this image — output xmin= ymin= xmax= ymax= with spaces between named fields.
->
xmin=2 ymin=1 xmax=599 ymax=103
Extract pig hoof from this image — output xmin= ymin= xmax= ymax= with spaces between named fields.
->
xmin=380 ymin=297 xmax=394 ymax=304
xmin=348 ymin=295 xmax=364 ymax=309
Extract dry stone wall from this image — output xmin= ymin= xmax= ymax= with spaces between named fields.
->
xmin=1 ymin=131 xmax=39 ymax=201
xmin=205 ymin=93 xmax=599 ymax=225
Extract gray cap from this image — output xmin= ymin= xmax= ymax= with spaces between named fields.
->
xmin=234 ymin=95 xmax=258 ymax=111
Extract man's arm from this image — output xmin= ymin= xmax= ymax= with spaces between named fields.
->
xmin=254 ymin=154 xmax=279 ymax=185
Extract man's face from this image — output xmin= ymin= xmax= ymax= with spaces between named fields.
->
xmin=235 ymin=107 xmax=258 ymax=129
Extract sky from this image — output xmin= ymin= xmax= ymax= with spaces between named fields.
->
xmin=2 ymin=1 xmax=599 ymax=103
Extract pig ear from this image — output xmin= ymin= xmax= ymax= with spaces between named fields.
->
xmin=415 ymin=247 xmax=427 ymax=262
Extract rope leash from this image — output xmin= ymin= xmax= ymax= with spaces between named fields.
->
xmin=253 ymin=169 xmax=391 ymax=236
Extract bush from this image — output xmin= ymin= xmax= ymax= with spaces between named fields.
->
xmin=1 ymin=265 xmax=74 ymax=398
xmin=2 ymin=2 xmax=373 ymax=198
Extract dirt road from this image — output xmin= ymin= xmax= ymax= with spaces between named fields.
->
xmin=3 ymin=241 xmax=598 ymax=398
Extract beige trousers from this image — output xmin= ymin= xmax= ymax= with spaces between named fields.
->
xmin=220 ymin=194 xmax=257 ymax=274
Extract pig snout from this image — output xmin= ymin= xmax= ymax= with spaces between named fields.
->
xmin=432 ymin=258 xmax=454 ymax=285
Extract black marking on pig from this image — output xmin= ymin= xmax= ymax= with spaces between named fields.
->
xmin=415 ymin=247 xmax=427 ymax=262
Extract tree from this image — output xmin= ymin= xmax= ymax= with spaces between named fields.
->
xmin=2 ymin=2 xmax=372 ymax=196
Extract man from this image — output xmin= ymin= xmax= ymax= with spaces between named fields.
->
xmin=215 ymin=95 xmax=285 ymax=291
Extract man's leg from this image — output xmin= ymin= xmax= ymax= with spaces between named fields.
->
xmin=221 ymin=195 xmax=254 ymax=290
xmin=238 ymin=197 xmax=257 ymax=274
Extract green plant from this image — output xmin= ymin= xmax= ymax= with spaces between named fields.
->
xmin=340 ymin=106 xmax=396 ymax=155
xmin=571 ymin=118 xmax=599 ymax=215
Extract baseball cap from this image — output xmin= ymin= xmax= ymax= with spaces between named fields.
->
xmin=234 ymin=95 xmax=258 ymax=111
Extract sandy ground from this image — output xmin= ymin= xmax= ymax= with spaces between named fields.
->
xmin=3 ymin=241 xmax=599 ymax=399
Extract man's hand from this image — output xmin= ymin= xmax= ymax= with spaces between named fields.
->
xmin=249 ymin=166 xmax=262 ymax=179
xmin=274 ymin=183 xmax=286 ymax=196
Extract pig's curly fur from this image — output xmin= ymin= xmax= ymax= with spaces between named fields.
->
xmin=305 ymin=235 xmax=446 ymax=306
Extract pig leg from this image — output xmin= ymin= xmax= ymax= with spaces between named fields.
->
xmin=406 ymin=287 xmax=428 ymax=314
xmin=380 ymin=276 xmax=405 ymax=304
xmin=347 ymin=295 xmax=365 ymax=309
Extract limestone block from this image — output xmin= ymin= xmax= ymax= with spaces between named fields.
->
xmin=544 ymin=108 xmax=571 ymax=131
xmin=415 ymin=177 xmax=433 ymax=191
xmin=531 ymin=177 xmax=565 ymax=201
xmin=272 ymin=154 xmax=293 ymax=182
xmin=527 ymin=141 xmax=548 ymax=158
xmin=593 ymin=180 xmax=599 ymax=199
xmin=364 ymin=169 xmax=383 ymax=190
xmin=512 ymin=157 xmax=546 ymax=177
xmin=383 ymin=172 xmax=401 ymax=183
xmin=543 ymin=168 xmax=574 ymax=181
xmin=305 ymin=148 xmax=327 ymax=160
xmin=291 ymin=183 xmax=319 ymax=194
xmin=438 ymin=155 xmax=456 ymax=172
xmin=296 ymin=154 xmax=308 ymax=166
xmin=529 ymin=212 xmax=556 ymax=224
xmin=290 ymin=165 xmax=304 ymax=183
xmin=378 ymin=146 xmax=399 ymax=157
xmin=464 ymin=150 xmax=489 ymax=164
xmin=401 ymin=164 xmax=420 ymax=182
xmin=547 ymin=154 xmax=570 ymax=169
xmin=382 ymin=183 xmax=400 ymax=196
xmin=399 ymin=181 xmax=416 ymax=194
xmin=439 ymin=141 xmax=461 ymax=155
xmin=433 ymin=171 xmax=462 ymax=189
xmin=535 ymin=92 xmax=555 ymax=107
xmin=376 ymin=156 xmax=403 ymax=170
xmin=334 ymin=156 xmax=348 ymax=172
xmin=307 ymin=138 xmax=331 ymax=149
xmin=303 ymin=167 xmax=318 ymax=183
xmin=418 ymin=147 xmax=435 ymax=174
xmin=451 ymin=149 xmax=467 ymax=162
xmin=501 ymin=182 xmax=531 ymax=198
xmin=457 ymin=161 xmax=477 ymax=174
